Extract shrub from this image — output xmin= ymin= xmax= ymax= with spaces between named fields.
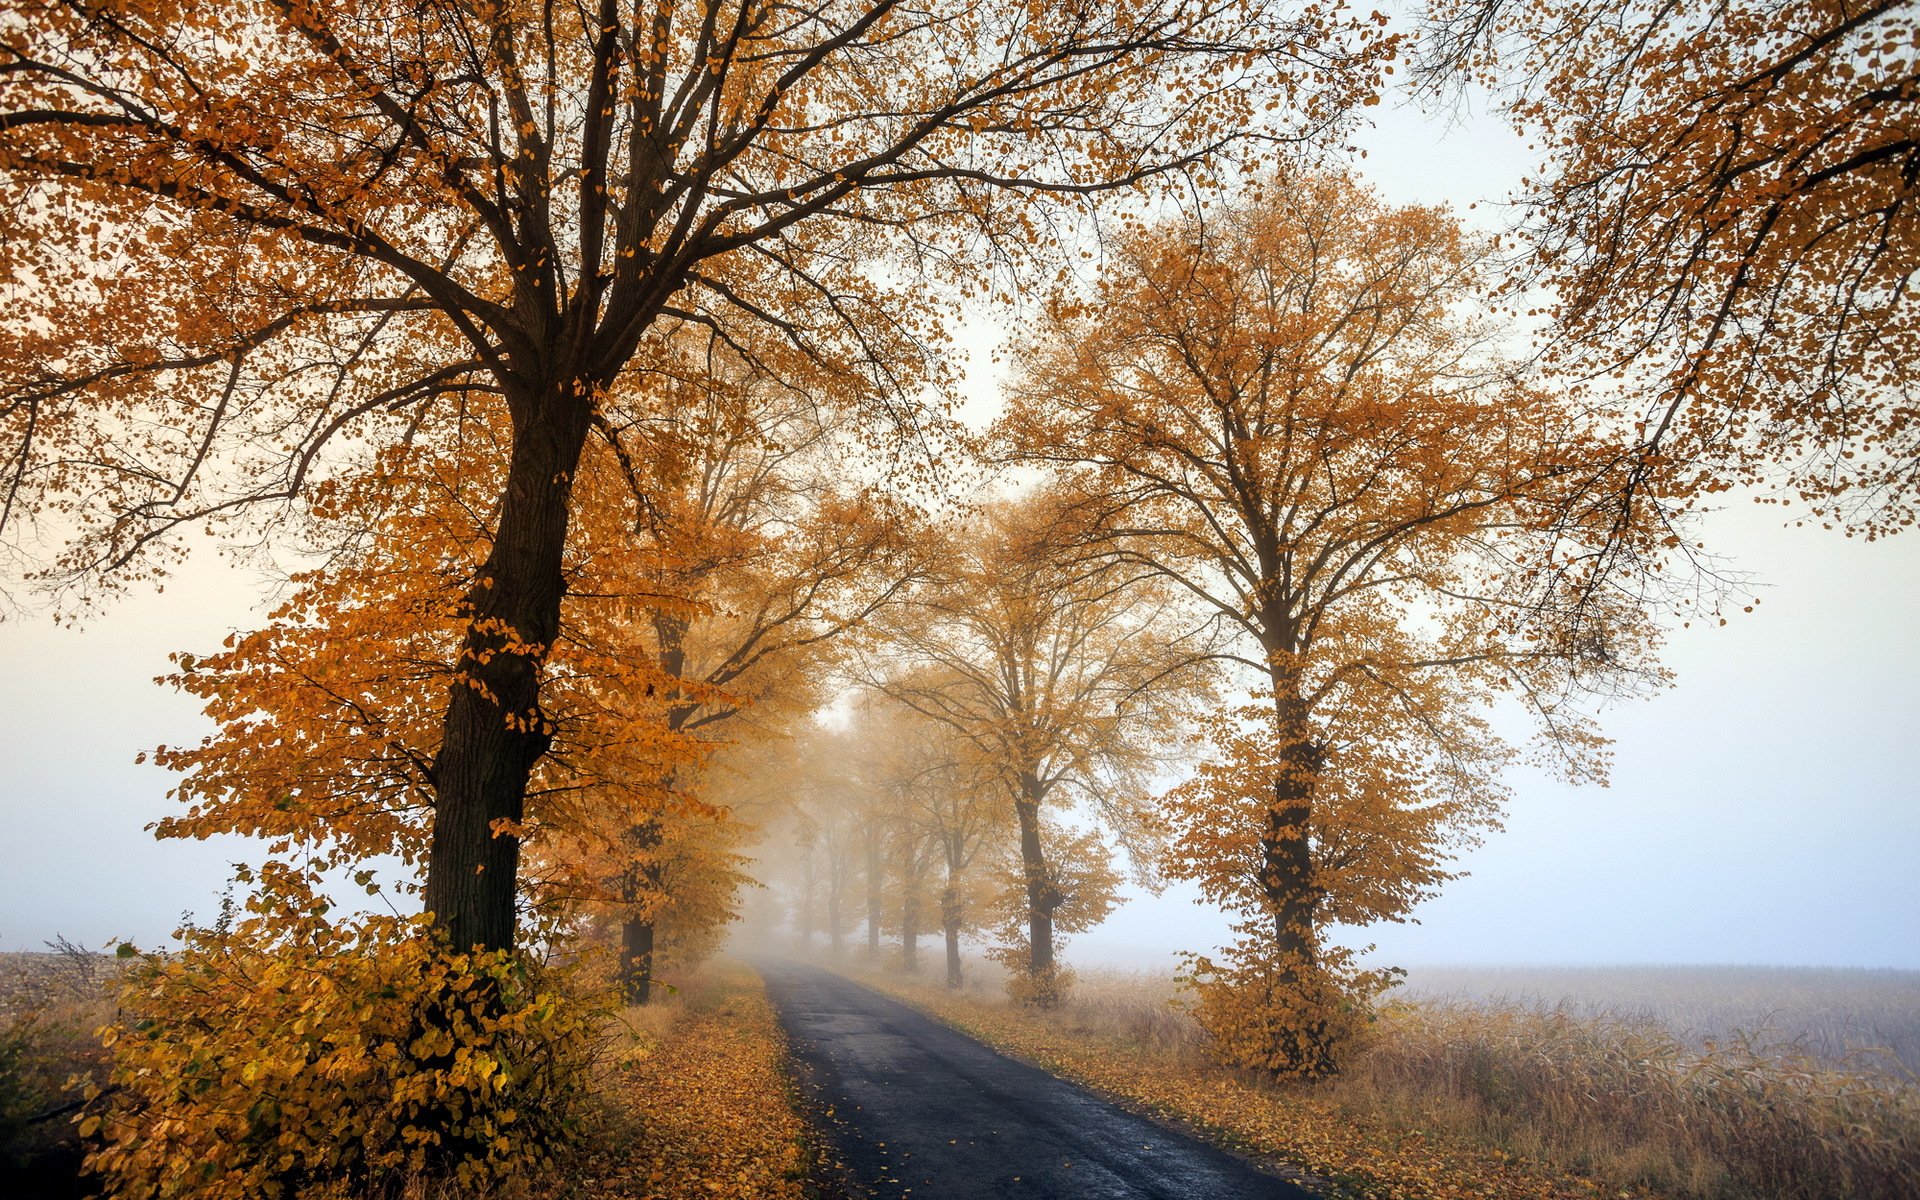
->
xmin=85 ymin=907 xmax=604 ymax=1200
xmin=1180 ymin=943 xmax=1395 ymax=1078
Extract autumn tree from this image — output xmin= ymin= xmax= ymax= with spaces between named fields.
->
xmin=1418 ymin=0 xmax=1920 ymax=537
xmin=0 ymin=0 xmax=1395 ymax=956
xmin=1001 ymin=168 xmax=1666 ymax=1072
xmin=867 ymin=488 xmax=1212 ymax=1004
xmin=979 ymin=821 xmax=1124 ymax=998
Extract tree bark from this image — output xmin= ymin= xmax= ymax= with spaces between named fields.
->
xmin=1262 ymin=674 xmax=1332 ymax=1073
xmin=1261 ymin=684 xmax=1324 ymax=978
xmin=621 ymin=917 xmax=656 ymax=1005
xmin=423 ymin=386 xmax=594 ymax=953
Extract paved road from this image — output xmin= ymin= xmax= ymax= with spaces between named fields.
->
xmin=758 ymin=960 xmax=1320 ymax=1200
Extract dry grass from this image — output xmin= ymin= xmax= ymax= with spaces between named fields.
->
xmin=854 ymin=955 xmax=1920 ymax=1200
xmin=0 ymin=942 xmax=119 ymax=1200
xmin=1350 ymin=999 xmax=1920 ymax=1199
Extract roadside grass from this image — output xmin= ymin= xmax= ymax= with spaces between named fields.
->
xmin=561 ymin=961 xmax=820 ymax=1200
xmin=846 ymin=956 xmax=1920 ymax=1200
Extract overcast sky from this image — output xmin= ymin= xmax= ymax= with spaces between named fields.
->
xmin=2 ymin=64 xmax=1915 ymax=971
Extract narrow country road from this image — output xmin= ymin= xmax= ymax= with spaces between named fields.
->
xmin=758 ymin=960 xmax=1320 ymax=1200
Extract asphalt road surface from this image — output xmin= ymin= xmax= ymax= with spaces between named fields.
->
xmin=758 ymin=960 xmax=1320 ymax=1200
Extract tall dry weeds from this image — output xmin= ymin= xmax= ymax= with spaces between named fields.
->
xmin=1349 ymin=1000 xmax=1920 ymax=1199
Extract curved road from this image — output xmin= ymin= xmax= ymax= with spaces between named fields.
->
xmin=758 ymin=960 xmax=1320 ymax=1200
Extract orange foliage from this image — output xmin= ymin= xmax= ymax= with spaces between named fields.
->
xmin=1422 ymin=0 xmax=1920 ymax=535
xmin=0 ymin=0 xmax=1397 ymax=955
xmin=867 ymin=489 xmax=1214 ymax=1002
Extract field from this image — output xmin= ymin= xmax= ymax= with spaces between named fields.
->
xmin=852 ymin=953 xmax=1920 ymax=1200
xmin=1391 ymin=965 xmax=1920 ymax=1076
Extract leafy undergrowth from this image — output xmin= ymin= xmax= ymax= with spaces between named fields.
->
xmin=562 ymin=963 xmax=815 ymax=1200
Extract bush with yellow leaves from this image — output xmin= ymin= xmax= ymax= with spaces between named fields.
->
xmin=1181 ymin=941 xmax=1395 ymax=1080
xmin=85 ymin=881 xmax=603 ymax=1200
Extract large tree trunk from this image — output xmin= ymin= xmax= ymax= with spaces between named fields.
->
xmin=424 ymin=388 xmax=594 ymax=953
xmin=622 ymin=917 xmax=657 ymax=1005
xmin=1261 ymin=685 xmax=1324 ymax=975
xmin=1260 ymin=674 xmax=1332 ymax=1073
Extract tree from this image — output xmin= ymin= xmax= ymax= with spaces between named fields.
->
xmin=1419 ymin=0 xmax=1920 ymax=536
xmin=868 ymin=488 xmax=1211 ymax=1003
xmin=1001 ymin=168 xmax=1665 ymax=1071
xmin=0 ymin=0 xmax=1394 ymax=954
xmin=979 ymin=820 xmax=1124 ymax=1004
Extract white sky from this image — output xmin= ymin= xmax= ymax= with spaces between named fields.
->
xmin=2 ymin=61 xmax=1915 ymax=970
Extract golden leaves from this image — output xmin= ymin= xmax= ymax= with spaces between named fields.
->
xmin=84 ymin=897 xmax=605 ymax=1200
xmin=1002 ymin=164 xmax=1665 ymax=1074
xmin=576 ymin=965 xmax=812 ymax=1200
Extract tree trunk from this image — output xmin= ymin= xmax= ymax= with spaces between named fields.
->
xmin=423 ymin=387 xmax=594 ymax=953
xmin=827 ymin=868 xmax=844 ymax=956
xmin=1013 ymin=786 xmax=1063 ymax=988
xmin=1261 ymin=675 xmax=1332 ymax=1073
xmin=798 ymin=848 xmax=816 ymax=951
xmin=618 ymin=821 xmax=664 ymax=1004
xmin=1261 ymin=685 xmax=1324 ymax=976
xmin=942 ymin=885 xmax=963 ymax=988
xmin=865 ymin=826 xmax=883 ymax=957
xmin=621 ymin=917 xmax=656 ymax=1005
xmin=901 ymin=889 xmax=919 ymax=972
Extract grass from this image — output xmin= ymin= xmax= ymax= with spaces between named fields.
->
xmin=844 ymin=954 xmax=1920 ymax=1200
